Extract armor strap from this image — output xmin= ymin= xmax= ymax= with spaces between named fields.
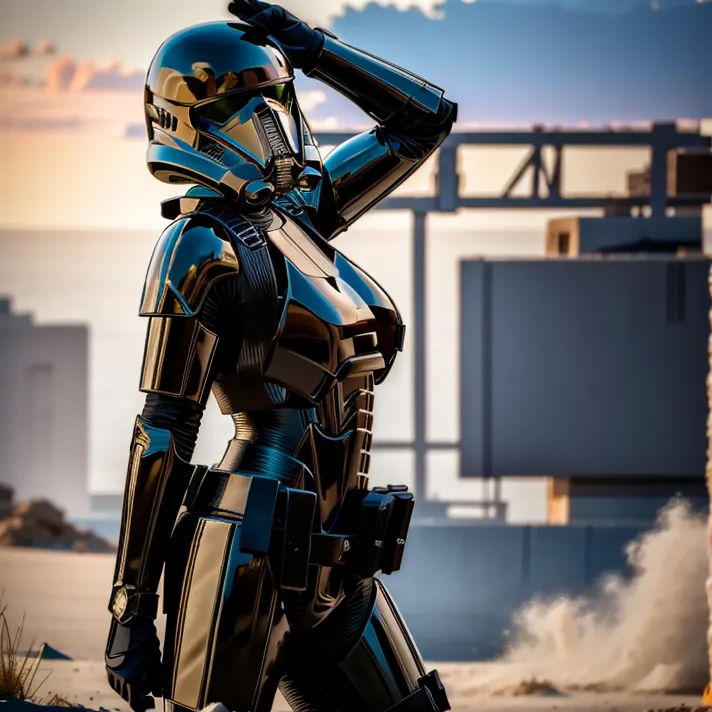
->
xmin=109 ymin=587 xmax=160 ymax=624
xmin=189 ymin=203 xmax=283 ymax=409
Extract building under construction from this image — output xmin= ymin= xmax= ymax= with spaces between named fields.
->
xmin=316 ymin=121 xmax=712 ymax=658
xmin=85 ymin=122 xmax=712 ymax=659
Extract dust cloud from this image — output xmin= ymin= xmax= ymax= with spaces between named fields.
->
xmin=461 ymin=500 xmax=709 ymax=695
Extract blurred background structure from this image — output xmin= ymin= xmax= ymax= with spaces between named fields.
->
xmin=0 ymin=297 xmax=88 ymax=517
xmin=1 ymin=0 xmax=712 ymax=665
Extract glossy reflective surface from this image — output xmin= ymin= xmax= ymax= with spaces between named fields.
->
xmin=140 ymin=218 xmax=239 ymax=318
xmin=140 ymin=317 xmax=218 ymax=403
xmin=111 ymin=417 xmax=193 ymax=608
xmin=113 ymin=15 xmax=456 ymax=711
xmin=147 ymin=22 xmax=293 ymax=105
xmin=144 ymin=22 xmax=317 ymax=206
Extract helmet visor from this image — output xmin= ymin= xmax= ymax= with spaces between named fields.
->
xmin=196 ymin=82 xmax=293 ymax=122
xmin=195 ymin=82 xmax=303 ymax=168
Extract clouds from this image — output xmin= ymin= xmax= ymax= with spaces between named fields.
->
xmin=0 ymin=39 xmax=31 ymax=60
xmin=0 ymin=41 xmax=145 ymax=134
xmin=0 ymin=83 xmax=143 ymax=134
xmin=0 ymin=31 xmax=143 ymax=94
xmin=1 ymin=33 xmax=145 ymax=96
xmin=282 ymin=0 xmax=447 ymax=24
xmin=45 ymin=56 xmax=76 ymax=92
xmin=0 ymin=38 xmax=55 ymax=59
xmin=47 ymin=57 xmax=144 ymax=92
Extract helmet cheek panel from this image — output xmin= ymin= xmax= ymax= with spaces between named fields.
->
xmin=222 ymin=114 xmax=271 ymax=167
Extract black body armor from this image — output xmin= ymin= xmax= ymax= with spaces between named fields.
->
xmin=106 ymin=8 xmax=456 ymax=712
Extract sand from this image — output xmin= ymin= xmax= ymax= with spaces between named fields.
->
xmin=0 ymin=547 xmax=703 ymax=712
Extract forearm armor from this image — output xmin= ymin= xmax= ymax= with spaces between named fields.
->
xmin=307 ymin=31 xmax=447 ymax=128
xmin=306 ymin=31 xmax=457 ymax=231
xmin=109 ymin=410 xmax=196 ymax=623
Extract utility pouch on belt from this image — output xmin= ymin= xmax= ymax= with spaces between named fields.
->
xmin=349 ymin=490 xmax=395 ymax=579
xmin=276 ymin=488 xmax=317 ymax=591
xmin=347 ymin=484 xmax=415 ymax=578
xmin=185 ymin=467 xmax=415 ymax=586
xmin=372 ymin=485 xmax=415 ymax=575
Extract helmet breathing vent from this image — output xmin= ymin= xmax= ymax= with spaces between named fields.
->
xmin=200 ymin=141 xmax=226 ymax=165
xmin=274 ymin=157 xmax=293 ymax=193
xmin=155 ymin=107 xmax=177 ymax=132
xmin=255 ymin=105 xmax=289 ymax=157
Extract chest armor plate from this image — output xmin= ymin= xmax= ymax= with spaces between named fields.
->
xmin=262 ymin=208 xmax=401 ymax=405
xmin=211 ymin=205 xmax=403 ymax=414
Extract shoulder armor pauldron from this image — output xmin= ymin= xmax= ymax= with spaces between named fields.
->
xmin=140 ymin=214 xmax=240 ymax=317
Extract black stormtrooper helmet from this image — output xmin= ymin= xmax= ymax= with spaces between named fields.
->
xmin=144 ymin=21 xmax=322 ymax=207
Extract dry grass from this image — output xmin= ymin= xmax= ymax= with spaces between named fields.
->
xmin=0 ymin=594 xmax=65 ymax=703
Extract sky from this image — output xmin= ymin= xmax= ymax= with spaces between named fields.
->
xmin=0 ymin=0 xmax=710 ymax=520
xmin=1 ymin=0 xmax=710 ymax=230
xmin=1 ymin=0 xmax=711 ymax=130
xmin=0 ymin=0 xmax=445 ymax=71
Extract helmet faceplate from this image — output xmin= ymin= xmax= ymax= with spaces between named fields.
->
xmin=145 ymin=22 xmax=322 ymax=206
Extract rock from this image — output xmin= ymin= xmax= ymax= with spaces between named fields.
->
xmin=0 ymin=499 xmax=115 ymax=553
xmin=493 ymin=678 xmax=564 ymax=697
xmin=12 ymin=500 xmax=65 ymax=524
xmin=0 ymin=482 xmax=13 ymax=519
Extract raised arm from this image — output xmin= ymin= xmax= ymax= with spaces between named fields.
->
xmin=307 ymin=31 xmax=457 ymax=238
xmin=227 ymin=1 xmax=457 ymax=239
xmin=105 ymin=216 xmax=239 ymax=712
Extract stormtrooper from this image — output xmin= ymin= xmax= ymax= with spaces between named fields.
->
xmin=104 ymin=2 xmax=457 ymax=710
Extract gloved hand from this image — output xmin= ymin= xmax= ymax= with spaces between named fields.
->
xmin=227 ymin=0 xmax=325 ymax=69
xmin=105 ymin=616 xmax=163 ymax=712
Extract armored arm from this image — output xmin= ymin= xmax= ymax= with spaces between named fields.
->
xmin=105 ymin=216 xmax=239 ymax=711
xmin=306 ymin=32 xmax=457 ymax=238
xmin=225 ymin=1 xmax=457 ymax=238
xmin=108 ymin=216 xmax=239 ymax=622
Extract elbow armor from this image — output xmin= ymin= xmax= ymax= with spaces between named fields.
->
xmin=306 ymin=31 xmax=457 ymax=232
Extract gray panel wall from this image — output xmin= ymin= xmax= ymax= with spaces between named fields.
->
xmin=0 ymin=308 xmax=89 ymax=516
xmin=460 ymin=258 xmax=709 ymax=478
xmin=387 ymin=522 xmax=650 ymax=661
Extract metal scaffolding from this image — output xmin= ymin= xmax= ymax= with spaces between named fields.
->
xmin=315 ymin=122 xmax=712 ymax=521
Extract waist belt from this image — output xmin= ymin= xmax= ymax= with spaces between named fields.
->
xmin=184 ymin=466 xmax=415 ymax=590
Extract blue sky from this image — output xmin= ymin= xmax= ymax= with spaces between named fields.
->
xmin=1 ymin=0 xmax=710 ymax=125
xmin=319 ymin=0 xmax=712 ymax=123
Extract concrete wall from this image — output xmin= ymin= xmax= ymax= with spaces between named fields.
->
xmin=386 ymin=522 xmax=649 ymax=661
xmin=0 ymin=299 xmax=89 ymax=516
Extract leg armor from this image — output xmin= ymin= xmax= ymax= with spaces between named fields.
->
xmin=162 ymin=467 xmax=434 ymax=712
xmin=162 ymin=481 xmax=289 ymax=712
xmin=280 ymin=578 xmax=450 ymax=712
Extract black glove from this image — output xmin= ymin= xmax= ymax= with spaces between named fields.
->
xmin=105 ymin=616 xmax=163 ymax=712
xmin=227 ymin=0 xmax=325 ymax=70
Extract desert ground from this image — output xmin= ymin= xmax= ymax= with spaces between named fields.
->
xmin=0 ymin=547 xmax=703 ymax=712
